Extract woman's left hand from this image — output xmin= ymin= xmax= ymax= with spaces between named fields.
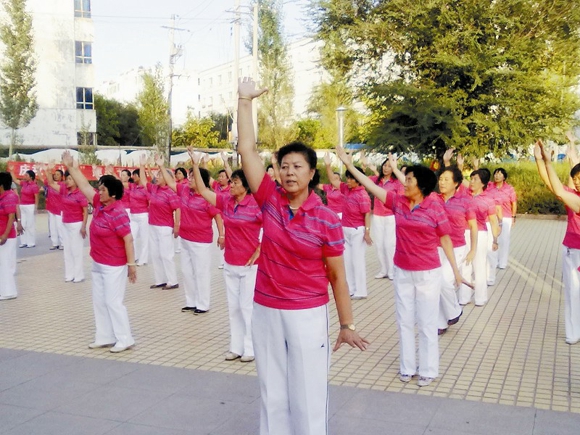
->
xmin=16 ymin=222 xmax=24 ymax=235
xmin=363 ymin=232 xmax=373 ymax=246
xmin=333 ymin=329 xmax=370 ymax=352
xmin=128 ymin=265 xmax=137 ymax=283
xmin=80 ymin=227 xmax=87 ymax=239
xmin=217 ymin=235 xmax=225 ymax=250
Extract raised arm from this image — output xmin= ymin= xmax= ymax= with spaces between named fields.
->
xmin=237 ymin=77 xmax=268 ymax=193
xmin=42 ymin=164 xmax=59 ymax=191
xmin=566 ymin=131 xmax=579 ymax=167
xmin=534 ymin=141 xmax=553 ymax=193
xmin=9 ymin=170 xmax=21 ymax=186
xmin=138 ymin=154 xmax=148 ymax=187
xmin=270 ymin=152 xmax=282 ymax=184
xmin=155 ymin=155 xmax=177 ymax=192
xmin=389 ymin=153 xmax=406 ymax=185
xmin=324 ymin=152 xmax=340 ymax=189
xmin=191 ymin=150 xmax=217 ymax=206
xmin=62 ymin=151 xmax=94 ymax=202
xmin=540 ymin=139 xmax=580 ymax=212
xmin=220 ymin=152 xmax=233 ymax=179
xmin=336 ymin=145 xmax=387 ymax=203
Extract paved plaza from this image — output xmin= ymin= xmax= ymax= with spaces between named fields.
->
xmin=0 ymin=214 xmax=579 ymax=434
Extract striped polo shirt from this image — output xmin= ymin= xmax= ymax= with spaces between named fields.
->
xmin=129 ymin=184 xmax=149 ymax=214
xmin=563 ymin=186 xmax=580 ymax=249
xmin=216 ymin=192 xmax=262 ymax=266
xmin=471 ymin=190 xmax=496 ymax=231
xmin=177 ymin=183 xmax=220 ymax=243
xmin=322 ymin=184 xmax=345 ymax=215
xmin=147 ymin=184 xmax=180 ymax=227
xmin=61 ymin=188 xmax=88 ymax=223
xmin=435 ymin=192 xmax=476 ymax=248
xmin=20 ymin=180 xmax=39 ymax=205
xmin=45 ymin=180 xmax=66 ymax=215
xmin=370 ymin=176 xmax=404 ymax=216
xmin=340 ymin=183 xmax=371 ymax=228
xmin=89 ymin=193 xmax=132 ymax=266
xmin=386 ymin=191 xmax=452 ymax=271
xmin=0 ymin=189 xmax=18 ymax=238
xmin=488 ymin=182 xmax=517 ymax=218
xmin=254 ymin=174 xmax=345 ymax=310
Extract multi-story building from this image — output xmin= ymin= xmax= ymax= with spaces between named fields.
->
xmin=0 ymin=0 xmax=96 ymax=149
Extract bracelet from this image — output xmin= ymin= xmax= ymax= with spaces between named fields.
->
xmin=218 ymin=235 xmax=225 ymax=239
xmin=238 ymin=96 xmax=252 ymax=101
xmin=127 ymin=263 xmax=137 ymax=267
xmin=365 ymin=227 xmax=370 ymax=231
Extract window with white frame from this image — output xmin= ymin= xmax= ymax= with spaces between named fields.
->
xmin=75 ymin=41 xmax=92 ymax=64
xmin=74 ymin=0 xmax=91 ymax=18
xmin=76 ymin=87 xmax=93 ymax=109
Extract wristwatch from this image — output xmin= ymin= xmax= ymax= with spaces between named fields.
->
xmin=340 ymin=324 xmax=356 ymax=331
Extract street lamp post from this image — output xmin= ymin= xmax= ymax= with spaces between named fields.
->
xmin=336 ymin=106 xmax=347 ymax=173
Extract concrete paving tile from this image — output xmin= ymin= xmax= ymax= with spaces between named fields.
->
xmin=105 ymin=423 xmax=191 ymax=435
xmin=2 ymin=412 xmax=119 ymax=435
xmin=329 ymin=416 xmax=426 ymax=435
xmin=0 ymin=404 xmax=45 ymax=434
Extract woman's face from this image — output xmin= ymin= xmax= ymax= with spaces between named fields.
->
xmin=188 ymin=172 xmax=197 ymax=190
xmin=470 ymin=174 xmax=483 ymax=193
xmin=494 ymin=171 xmax=505 ymax=183
xmin=438 ymin=170 xmax=457 ymax=195
xmin=120 ymin=171 xmax=130 ymax=183
xmin=217 ymin=171 xmax=229 ymax=187
xmin=229 ymin=177 xmax=246 ymax=197
xmin=155 ymin=172 xmax=167 ymax=187
xmin=404 ymin=172 xmax=421 ymax=199
xmin=23 ymin=173 xmax=31 ymax=182
xmin=330 ymin=173 xmax=341 ymax=185
xmin=382 ymin=162 xmax=392 ymax=177
xmin=65 ymin=175 xmax=76 ymax=189
xmin=572 ymin=173 xmax=580 ymax=192
xmin=53 ymin=171 xmax=63 ymax=182
xmin=175 ymin=170 xmax=185 ymax=181
xmin=346 ymin=176 xmax=359 ymax=189
xmin=98 ymin=184 xmax=114 ymax=204
xmin=279 ymin=152 xmax=315 ymax=195
xmin=131 ymin=173 xmax=139 ymax=183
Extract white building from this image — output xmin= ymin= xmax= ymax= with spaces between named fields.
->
xmin=0 ymin=0 xmax=96 ymax=149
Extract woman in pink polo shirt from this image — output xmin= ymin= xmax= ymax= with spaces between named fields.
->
xmin=139 ymin=155 xmax=181 ymax=290
xmin=57 ymin=169 xmax=89 ymax=283
xmin=237 ymin=78 xmax=368 ymax=435
xmin=488 ymin=168 xmax=517 ymax=271
xmin=369 ymin=157 xmax=405 ymax=280
xmin=119 ymin=169 xmax=132 ymax=212
xmin=130 ymin=169 xmax=149 ymax=266
xmin=61 ymin=151 xmax=136 ymax=353
xmin=11 ymin=169 xmax=39 ymax=248
xmin=44 ymin=168 xmax=66 ymax=250
xmin=535 ymin=140 xmax=580 ymax=345
xmin=191 ymin=151 xmax=262 ymax=362
xmin=321 ymin=155 xmax=345 ymax=218
xmin=156 ymin=156 xmax=224 ymax=314
xmin=324 ymin=153 xmax=372 ymax=299
xmin=337 ymin=148 xmax=462 ymax=388
xmin=0 ymin=172 xmax=19 ymax=300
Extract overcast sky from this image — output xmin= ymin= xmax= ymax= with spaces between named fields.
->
xmin=92 ymin=0 xmax=311 ymax=84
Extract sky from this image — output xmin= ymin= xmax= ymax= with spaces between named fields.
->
xmin=92 ymin=0 xmax=312 ymax=84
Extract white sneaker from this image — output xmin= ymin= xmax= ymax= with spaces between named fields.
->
xmin=218 ymin=264 xmax=224 ymax=269
xmin=374 ymin=273 xmax=387 ymax=279
xmin=566 ymin=338 xmax=579 ymax=345
xmin=240 ymin=355 xmax=255 ymax=363
xmin=417 ymin=376 xmax=435 ymax=387
xmin=88 ymin=342 xmax=115 ymax=349
xmin=399 ymin=373 xmax=413 ymax=383
xmin=110 ymin=344 xmax=134 ymax=353
xmin=0 ymin=295 xmax=17 ymax=301
xmin=225 ymin=352 xmax=241 ymax=361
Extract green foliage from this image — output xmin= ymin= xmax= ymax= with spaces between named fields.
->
xmin=95 ymin=95 xmax=141 ymax=146
xmin=311 ymin=0 xmax=580 ymax=158
xmin=172 ymin=114 xmax=221 ymax=149
xmin=209 ymin=112 xmax=232 ymax=142
xmin=136 ymin=64 xmax=169 ymax=153
xmin=250 ymin=0 xmax=295 ymax=149
xmin=0 ymin=0 xmax=38 ymax=154
xmin=78 ymin=144 xmax=101 ymax=165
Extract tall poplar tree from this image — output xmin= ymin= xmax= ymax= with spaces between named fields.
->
xmin=0 ymin=0 xmax=38 ymax=156
xmin=135 ymin=64 xmax=169 ymax=154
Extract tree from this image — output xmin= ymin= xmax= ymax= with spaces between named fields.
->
xmin=311 ymin=0 xmax=580 ymax=158
xmin=250 ymin=0 xmax=295 ymax=149
xmin=209 ymin=111 xmax=232 ymax=142
xmin=135 ymin=64 xmax=169 ymax=153
xmin=95 ymin=95 xmax=142 ymax=146
xmin=0 ymin=0 xmax=38 ymax=156
xmin=172 ymin=114 xmax=222 ymax=149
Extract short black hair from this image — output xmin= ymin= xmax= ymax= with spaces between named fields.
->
xmin=189 ymin=167 xmax=211 ymax=188
xmin=99 ymin=174 xmax=124 ymax=200
xmin=471 ymin=168 xmax=491 ymax=189
xmin=55 ymin=169 xmax=64 ymax=177
xmin=175 ymin=167 xmax=187 ymax=178
xmin=494 ymin=167 xmax=508 ymax=180
xmin=406 ymin=165 xmax=437 ymax=197
xmin=218 ymin=169 xmax=227 ymax=175
xmin=345 ymin=167 xmax=364 ymax=186
xmin=231 ymin=169 xmax=250 ymax=193
xmin=121 ymin=169 xmax=131 ymax=177
xmin=571 ymin=164 xmax=580 ymax=178
xmin=440 ymin=166 xmax=463 ymax=188
xmin=26 ymin=170 xmax=36 ymax=180
xmin=64 ymin=170 xmax=71 ymax=178
xmin=277 ymin=141 xmax=320 ymax=189
xmin=132 ymin=169 xmax=140 ymax=177
xmin=0 ymin=172 xmax=12 ymax=190
xmin=266 ymin=164 xmax=274 ymax=171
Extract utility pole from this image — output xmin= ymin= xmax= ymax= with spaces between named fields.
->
xmin=252 ymin=2 xmax=258 ymax=141
xmin=162 ymin=15 xmax=187 ymax=162
xmin=232 ymin=0 xmax=241 ymax=156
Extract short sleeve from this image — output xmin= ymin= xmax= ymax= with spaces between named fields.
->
xmin=433 ymin=201 xmax=452 ymax=237
xmin=385 ymin=190 xmax=397 ymax=211
xmin=359 ymin=191 xmax=371 ymax=214
xmin=254 ymin=173 xmax=277 ymax=208
xmin=321 ymin=217 xmax=345 ymax=258
xmin=215 ymin=192 xmax=225 ymax=212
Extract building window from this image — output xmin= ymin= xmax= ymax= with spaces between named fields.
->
xmin=77 ymin=132 xmax=95 ymax=145
xmin=75 ymin=41 xmax=92 ymax=64
xmin=74 ymin=0 xmax=91 ymax=18
xmin=209 ymin=77 xmax=213 ymax=87
xmin=228 ymin=71 xmax=232 ymax=82
xmin=76 ymin=87 xmax=93 ymax=109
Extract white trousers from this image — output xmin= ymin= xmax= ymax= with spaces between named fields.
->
xmin=0 ymin=238 xmax=17 ymax=298
xmin=63 ymin=221 xmax=84 ymax=282
xmin=562 ymin=247 xmax=580 ymax=343
xmin=224 ymin=262 xmax=257 ymax=357
xmin=130 ymin=212 xmax=149 ymax=265
xmin=343 ymin=226 xmax=367 ymax=297
xmin=19 ymin=204 xmax=36 ymax=246
xmin=48 ymin=211 xmax=64 ymax=247
xmin=394 ymin=267 xmax=441 ymax=378
xmin=149 ymin=225 xmax=178 ymax=286
xmin=181 ymin=239 xmax=212 ymax=310
xmin=467 ymin=230 xmax=489 ymax=306
xmin=253 ymin=303 xmax=330 ymax=435
xmin=438 ymin=246 xmax=464 ymax=329
xmin=91 ymin=262 xmax=134 ymax=348
xmin=372 ymin=214 xmax=396 ymax=278
xmin=486 ymin=222 xmax=497 ymax=285
xmin=497 ymin=217 xmax=513 ymax=269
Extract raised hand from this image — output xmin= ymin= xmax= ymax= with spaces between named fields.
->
xmin=238 ymin=77 xmax=268 ymax=100
xmin=323 ymin=152 xmax=332 ymax=166
xmin=139 ymin=153 xmax=147 ymax=166
xmin=155 ymin=154 xmax=165 ymax=167
xmin=443 ymin=148 xmax=455 ymax=166
xmin=335 ymin=145 xmax=352 ymax=165
xmin=62 ymin=150 xmax=74 ymax=168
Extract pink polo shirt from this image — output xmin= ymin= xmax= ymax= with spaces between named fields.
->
xmin=435 ymin=192 xmax=476 ymax=248
xmin=385 ymin=191 xmax=452 ymax=271
xmin=216 ymin=193 xmax=262 ymax=266
xmin=488 ymin=182 xmax=517 ymax=218
xmin=20 ymin=180 xmax=39 ymax=205
xmin=471 ymin=191 xmax=496 ymax=231
xmin=563 ymin=186 xmax=580 ymax=249
xmin=177 ymin=183 xmax=220 ymax=243
xmin=61 ymin=188 xmax=88 ymax=223
xmin=129 ymin=184 xmax=149 ymax=214
xmin=45 ymin=181 xmax=66 ymax=215
xmin=89 ymin=193 xmax=132 ymax=266
xmin=321 ymin=184 xmax=345 ymax=215
xmin=369 ymin=176 xmax=403 ymax=216
xmin=0 ymin=190 xmax=18 ymax=238
xmin=212 ymin=180 xmax=231 ymax=195
xmin=120 ymin=184 xmax=131 ymax=209
xmin=254 ymin=174 xmax=345 ymax=310
xmin=340 ymin=183 xmax=371 ymax=228
xmin=147 ymin=184 xmax=180 ymax=227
